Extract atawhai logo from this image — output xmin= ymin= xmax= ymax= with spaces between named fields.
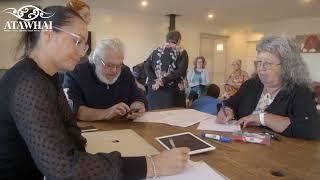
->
xmin=2 ymin=5 xmax=55 ymax=32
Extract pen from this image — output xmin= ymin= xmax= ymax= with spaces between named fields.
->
xmin=221 ymin=101 xmax=232 ymax=124
xmin=201 ymin=133 xmax=232 ymax=143
xmin=169 ymin=138 xmax=176 ymax=148
xmin=221 ymin=101 xmax=227 ymax=116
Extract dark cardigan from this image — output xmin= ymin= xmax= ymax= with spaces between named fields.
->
xmin=224 ymin=78 xmax=320 ymax=140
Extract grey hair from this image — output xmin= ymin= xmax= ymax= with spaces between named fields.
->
xmin=89 ymin=38 xmax=125 ymax=64
xmin=256 ymin=36 xmax=311 ymax=90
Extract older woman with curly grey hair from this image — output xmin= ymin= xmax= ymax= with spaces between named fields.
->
xmin=217 ymin=36 xmax=319 ymax=140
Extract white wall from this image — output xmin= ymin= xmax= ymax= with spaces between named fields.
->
xmin=175 ymin=21 xmax=226 ymax=70
xmin=226 ymin=29 xmax=250 ymax=76
xmin=90 ymin=8 xmax=165 ymax=68
xmin=252 ymin=17 xmax=320 ymax=36
xmin=302 ymin=53 xmax=320 ymax=81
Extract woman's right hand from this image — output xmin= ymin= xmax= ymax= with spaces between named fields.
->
xmin=147 ymin=147 xmax=190 ymax=177
xmin=217 ymin=107 xmax=235 ymax=124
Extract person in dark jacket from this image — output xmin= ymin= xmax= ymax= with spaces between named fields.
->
xmin=133 ymin=61 xmax=148 ymax=92
xmin=0 ymin=6 xmax=189 ymax=180
xmin=217 ymin=36 xmax=320 ymax=140
xmin=64 ymin=38 xmax=147 ymax=121
xmin=145 ymin=30 xmax=189 ymax=110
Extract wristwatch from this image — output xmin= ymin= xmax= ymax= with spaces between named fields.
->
xmin=259 ymin=113 xmax=266 ymax=126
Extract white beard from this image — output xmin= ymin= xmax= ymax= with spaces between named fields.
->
xmin=96 ymin=68 xmax=120 ymax=85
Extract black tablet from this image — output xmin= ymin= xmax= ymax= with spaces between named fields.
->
xmin=156 ymin=132 xmax=216 ymax=155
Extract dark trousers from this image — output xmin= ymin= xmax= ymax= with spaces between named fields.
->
xmin=147 ymin=87 xmax=186 ymax=110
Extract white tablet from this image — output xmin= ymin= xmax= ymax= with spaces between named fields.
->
xmin=156 ymin=132 xmax=216 ymax=155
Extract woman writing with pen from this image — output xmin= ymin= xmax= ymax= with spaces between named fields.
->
xmin=0 ymin=6 xmax=190 ymax=179
xmin=217 ymin=36 xmax=320 ymax=140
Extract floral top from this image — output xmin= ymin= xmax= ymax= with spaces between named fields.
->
xmin=252 ymin=93 xmax=275 ymax=114
xmin=226 ymin=70 xmax=249 ymax=89
xmin=145 ymin=42 xmax=189 ymax=91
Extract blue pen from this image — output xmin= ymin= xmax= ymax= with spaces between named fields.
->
xmin=201 ymin=133 xmax=232 ymax=143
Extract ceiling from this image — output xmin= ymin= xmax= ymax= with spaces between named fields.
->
xmin=89 ymin=0 xmax=320 ymax=28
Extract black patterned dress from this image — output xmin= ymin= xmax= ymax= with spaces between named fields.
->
xmin=145 ymin=43 xmax=189 ymax=110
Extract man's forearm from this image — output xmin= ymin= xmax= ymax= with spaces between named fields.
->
xmin=78 ymin=106 xmax=109 ymax=121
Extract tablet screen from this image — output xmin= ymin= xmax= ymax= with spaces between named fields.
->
xmin=156 ymin=132 xmax=215 ymax=154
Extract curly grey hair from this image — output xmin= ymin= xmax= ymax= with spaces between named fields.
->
xmin=256 ymin=36 xmax=311 ymax=90
xmin=89 ymin=38 xmax=125 ymax=65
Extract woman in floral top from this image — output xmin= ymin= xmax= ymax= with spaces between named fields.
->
xmin=226 ymin=59 xmax=249 ymax=89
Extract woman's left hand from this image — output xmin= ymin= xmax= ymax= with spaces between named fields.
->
xmin=237 ymin=114 xmax=261 ymax=128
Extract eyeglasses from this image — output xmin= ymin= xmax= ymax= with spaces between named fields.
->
xmin=52 ymin=26 xmax=89 ymax=53
xmin=254 ymin=60 xmax=281 ymax=70
xmin=99 ymin=57 xmax=123 ymax=71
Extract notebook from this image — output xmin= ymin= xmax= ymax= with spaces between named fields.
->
xmin=82 ymin=129 xmax=160 ymax=156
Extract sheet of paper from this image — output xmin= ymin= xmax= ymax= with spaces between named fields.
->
xmin=134 ymin=109 xmax=212 ymax=127
xmin=134 ymin=111 xmax=167 ymax=123
xmin=145 ymin=161 xmax=228 ymax=180
xmin=197 ymin=116 xmax=241 ymax=132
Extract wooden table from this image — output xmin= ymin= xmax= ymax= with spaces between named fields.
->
xmin=78 ymin=118 xmax=320 ymax=180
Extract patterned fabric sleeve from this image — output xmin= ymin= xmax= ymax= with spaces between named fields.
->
xmin=9 ymin=73 xmax=146 ymax=180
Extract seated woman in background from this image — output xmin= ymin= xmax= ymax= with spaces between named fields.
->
xmin=187 ymin=56 xmax=210 ymax=97
xmin=217 ymin=36 xmax=320 ymax=140
xmin=226 ymin=59 xmax=249 ymax=90
xmin=0 ymin=6 xmax=189 ymax=180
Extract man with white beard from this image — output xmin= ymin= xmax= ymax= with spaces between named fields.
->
xmin=63 ymin=38 xmax=146 ymax=121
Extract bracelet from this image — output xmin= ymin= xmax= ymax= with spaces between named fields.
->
xmin=147 ymin=155 xmax=157 ymax=180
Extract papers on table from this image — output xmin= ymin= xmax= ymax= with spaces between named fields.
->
xmin=197 ymin=116 xmax=241 ymax=132
xmin=145 ymin=161 xmax=228 ymax=180
xmin=135 ymin=109 xmax=240 ymax=132
xmin=134 ymin=109 xmax=212 ymax=127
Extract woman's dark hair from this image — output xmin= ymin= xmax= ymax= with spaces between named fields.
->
xmin=16 ymin=5 xmax=84 ymax=58
xmin=166 ymin=30 xmax=181 ymax=44
xmin=206 ymin=84 xmax=220 ymax=98
xmin=193 ymin=56 xmax=206 ymax=69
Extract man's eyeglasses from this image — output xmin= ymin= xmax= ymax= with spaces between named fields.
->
xmin=99 ymin=57 xmax=123 ymax=71
xmin=254 ymin=61 xmax=281 ymax=70
xmin=52 ymin=26 xmax=89 ymax=53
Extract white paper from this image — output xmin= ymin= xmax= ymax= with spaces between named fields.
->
xmin=133 ymin=111 xmax=167 ymax=123
xmin=146 ymin=161 xmax=227 ymax=180
xmin=134 ymin=109 xmax=212 ymax=128
xmin=197 ymin=116 xmax=241 ymax=132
